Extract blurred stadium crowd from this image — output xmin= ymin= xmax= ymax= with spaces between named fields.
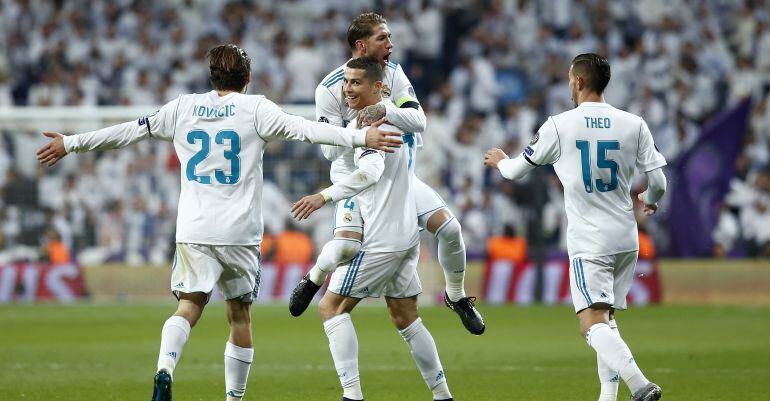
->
xmin=1 ymin=0 xmax=770 ymax=265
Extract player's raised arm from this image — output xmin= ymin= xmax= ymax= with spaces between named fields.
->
xmin=255 ymin=97 xmax=402 ymax=152
xmin=36 ymin=98 xmax=178 ymax=166
xmin=291 ymin=148 xmax=385 ymax=220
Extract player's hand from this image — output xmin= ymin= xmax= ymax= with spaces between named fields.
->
xmin=36 ymin=131 xmax=68 ymax=166
xmin=291 ymin=193 xmax=327 ymax=220
xmin=364 ymin=117 xmax=402 ymax=153
xmin=637 ymin=193 xmax=658 ymax=216
xmin=357 ymin=103 xmax=386 ymax=128
xmin=484 ymin=148 xmax=509 ymax=168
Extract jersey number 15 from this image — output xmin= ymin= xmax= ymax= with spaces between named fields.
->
xmin=186 ymin=129 xmax=241 ymax=185
xmin=575 ymin=140 xmax=619 ymax=193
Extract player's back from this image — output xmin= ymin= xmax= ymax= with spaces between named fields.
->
xmin=173 ymin=91 xmax=267 ymax=246
xmin=353 ymin=124 xmax=419 ymax=252
xmin=548 ymin=102 xmax=665 ymax=256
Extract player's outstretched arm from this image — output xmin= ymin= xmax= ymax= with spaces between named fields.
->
xmin=37 ymin=100 xmax=177 ymax=166
xmin=484 ymin=148 xmax=536 ymax=180
xmin=37 ymin=116 xmax=157 ymax=166
xmin=638 ymin=167 xmax=667 ymax=216
xmin=356 ymin=98 xmax=426 ymax=134
xmin=291 ymin=151 xmax=385 ymax=220
xmin=257 ymin=99 xmax=402 ymax=152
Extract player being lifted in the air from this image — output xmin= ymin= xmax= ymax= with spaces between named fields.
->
xmin=35 ymin=44 xmax=401 ymax=401
xmin=484 ymin=53 xmax=666 ymax=401
xmin=289 ymin=12 xmax=484 ymax=336
xmin=291 ymin=56 xmax=454 ymax=401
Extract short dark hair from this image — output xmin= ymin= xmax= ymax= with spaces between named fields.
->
xmin=346 ymin=56 xmax=383 ymax=83
xmin=207 ymin=44 xmax=251 ymax=91
xmin=347 ymin=12 xmax=387 ymax=50
xmin=571 ymin=53 xmax=611 ymax=94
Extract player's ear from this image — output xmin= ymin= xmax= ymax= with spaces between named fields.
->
xmin=373 ymin=80 xmax=382 ymax=94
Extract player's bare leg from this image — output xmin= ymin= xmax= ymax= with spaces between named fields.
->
xmin=290 ymin=230 xmax=362 ymax=317
xmin=386 ymin=296 xmax=453 ymax=401
xmin=424 ymin=208 xmax=485 ymax=335
xmin=224 ymin=298 xmax=253 ymax=401
xmin=579 ymin=305 xmax=661 ymax=401
xmin=319 ymin=292 xmax=364 ymax=401
xmin=153 ymin=292 xmax=207 ymax=401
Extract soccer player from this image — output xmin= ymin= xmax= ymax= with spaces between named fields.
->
xmin=35 ymin=44 xmax=402 ymax=401
xmin=484 ymin=53 xmax=666 ymax=401
xmin=291 ymin=56 xmax=454 ymax=401
xmin=290 ymin=12 xmax=484 ymax=336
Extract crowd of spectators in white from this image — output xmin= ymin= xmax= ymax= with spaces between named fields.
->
xmin=1 ymin=0 xmax=769 ymax=263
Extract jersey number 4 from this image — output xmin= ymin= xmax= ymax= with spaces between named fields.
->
xmin=186 ymin=129 xmax=241 ymax=185
xmin=575 ymin=140 xmax=619 ymax=193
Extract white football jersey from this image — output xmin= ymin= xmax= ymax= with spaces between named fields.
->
xmin=352 ymin=123 xmax=419 ymax=252
xmin=524 ymin=102 xmax=667 ymax=257
xmin=64 ymin=90 xmax=368 ymax=246
xmin=316 ymin=60 xmax=422 ymax=183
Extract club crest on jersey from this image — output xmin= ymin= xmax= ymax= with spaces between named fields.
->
xmin=381 ymin=84 xmax=391 ymax=98
xmin=530 ymin=132 xmax=540 ymax=145
xmin=343 ymin=213 xmax=353 ymax=223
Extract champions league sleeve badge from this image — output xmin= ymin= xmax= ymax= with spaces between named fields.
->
xmin=381 ymin=84 xmax=391 ymax=98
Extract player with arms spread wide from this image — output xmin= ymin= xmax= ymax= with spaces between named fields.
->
xmin=290 ymin=12 xmax=484 ymax=335
xmin=35 ymin=44 xmax=401 ymax=401
xmin=484 ymin=53 xmax=666 ymax=401
xmin=292 ymin=56 xmax=455 ymax=401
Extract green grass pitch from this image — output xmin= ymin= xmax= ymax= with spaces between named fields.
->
xmin=1 ymin=303 xmax=768 ymax=400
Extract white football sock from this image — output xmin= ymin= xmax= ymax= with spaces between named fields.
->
xmin=324 ymin=313 xmax=362 ymax=400
xmin=309 ymin=238 xmax=361 ymax=285
xmin=435 ymin=217 xmax=466 ymax=301
xmin=398 ymin=318 xmax=451 ymax=400
xmin=587 ymin=323 xmax=650 ymax=395
xmin=157 ymin=315 xmax=191 ymax=378
xmin=597 ymin=320 xmax=620 ymax=401
xmin=224 ymin=342 xmax=253 ymax=399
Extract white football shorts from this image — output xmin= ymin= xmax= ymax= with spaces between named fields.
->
xmin=170 ymin=243 xmax=261 ymax=302
xmin=414 ymin=176 xmax=449 ymax=228
xmin=330 ymin=178 xmax=448 ymax=236
xmin=333 ymin=197 xmax=363 ymax=235
xmin=569 ymin=251 xmax=638 ymax=313
xmin=328 ymin=244 xmax=421 ymax=299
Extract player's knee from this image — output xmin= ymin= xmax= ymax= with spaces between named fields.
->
xmin=318 ymin=296 xmax=337 ymax=321
xmin=435 ymin=217 xmax=463 ymax=245
xmin=331 ymin=238 xmax=361 ymax=263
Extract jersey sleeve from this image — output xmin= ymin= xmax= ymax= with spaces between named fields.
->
xmin=62 ymin=97 xmax=179 ymax=153
xmin=385 ymin=64 xmax=426 ymax=133
xmin=254 ymin=96 xmax=366 ymax=147
xmin=320 ymin=148 xmax=384 ymax=202
xmin=315 ymin=84 xmax=347 ymax=161
xmin=522 ymin=117 xmax=560 ymax=166
xmin=636 ymin=118 xmax=667 ymax=172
